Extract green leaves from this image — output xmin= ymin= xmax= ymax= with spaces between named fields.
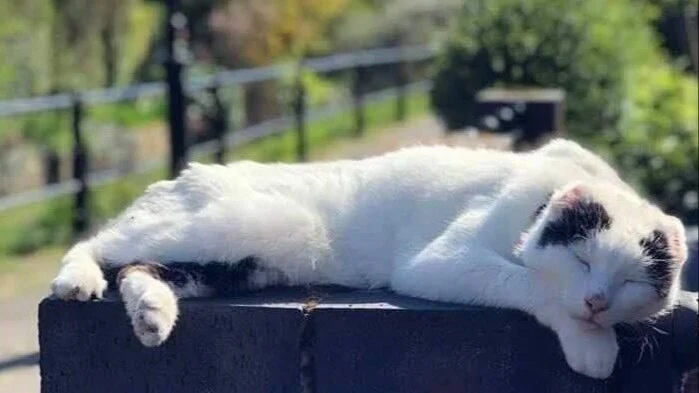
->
xmin=616 ymin=60 xmax=698 ymax=223
xmin=430 ymin=0 xmax=698 ymax=222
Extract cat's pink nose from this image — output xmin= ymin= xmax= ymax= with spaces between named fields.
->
xmin=584 ymin=293 xmax=609 ymax=314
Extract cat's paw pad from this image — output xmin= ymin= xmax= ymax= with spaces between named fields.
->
xmin=560 ymin=328 xmax=618 ymax=379
xmin=51 ymin=260 xmax=107 ymax=301
xmin=130 ymin=291 xmax=178 ymax=347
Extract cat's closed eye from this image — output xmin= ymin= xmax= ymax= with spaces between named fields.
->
xmin=573 ymin=254 xmax=591 ymax=272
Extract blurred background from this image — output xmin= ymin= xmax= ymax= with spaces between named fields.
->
xmin=0 ymin=0 xmax=696 ymax=392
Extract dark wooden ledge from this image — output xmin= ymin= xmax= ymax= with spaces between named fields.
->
xmin=38 ymin=287 xmax=697 ymax=393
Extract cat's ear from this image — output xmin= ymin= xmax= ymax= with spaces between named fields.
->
xmin=549 ymin=182 xmax=592 ymax=211
xmin=661 ymin=216 xmax=688 ymax=264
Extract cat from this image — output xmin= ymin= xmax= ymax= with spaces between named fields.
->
xmin=50 ymin=139 xmax=688 ymax=380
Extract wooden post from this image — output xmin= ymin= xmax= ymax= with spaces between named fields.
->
xmin=164 ymin=0 xmax=188 ymax=178
xmin=294 ymin=68 xmax=307 ymax=162
xmin=352 ymin=65 xmax=366 ymax=137
xmin=71 ymin=95 xmax=89 ymax=238
xmin=209 ymin=82 xmax=228 ymax=164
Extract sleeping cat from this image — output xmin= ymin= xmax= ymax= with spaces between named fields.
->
xmin=50 ymin=139 xmax=687 ymax=380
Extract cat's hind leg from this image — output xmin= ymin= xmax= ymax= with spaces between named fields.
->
xmin=110 ymin=258 xmax=283 ymax=347
xmin=52 ymin=164 xmax=329 ymax=302
xmin=50 ymin=178 xmax=181 ymax=301
xmin=114 ymin=263 xmax=182 ymax=347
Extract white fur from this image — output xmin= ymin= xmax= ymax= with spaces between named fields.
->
xmin=52 ymin=139 xmax=687 ymax=379
xmin=119 ymin=270 xmax=178 ymax=347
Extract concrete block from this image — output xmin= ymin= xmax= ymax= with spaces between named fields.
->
xmin=39 ymin=294 xmax=305 ymax=393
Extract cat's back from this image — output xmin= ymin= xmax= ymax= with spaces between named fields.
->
xmin=356 ymin=145 xmax=527 ymax=197
xmin=188 ymin=142 xmax=610 ymax=205
xmin=219 ymin=145 xmax=571 ymax=205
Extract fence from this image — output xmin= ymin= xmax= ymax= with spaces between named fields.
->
xmin=0 ymin=44 xmax=437 ymax=239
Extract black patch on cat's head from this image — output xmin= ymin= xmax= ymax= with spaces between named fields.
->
xmin=537 ymin=199 xmax=612 ymax=248
xmin=640 ymin=230 xmax=677 ymax=298
xmin=532 ymin=192 xmax=554 ymax=221
xmin=533 ymin=203 xmax=548 ymax=219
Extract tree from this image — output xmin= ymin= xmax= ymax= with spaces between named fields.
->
xmin=50 ymin=0 xmax=158 ymax=90
xmin=207 ymin=0 xmax=348 ymax=66
xmin=0 ymin=0 xmax=53 ymax=99
xmin=205 ymin=0 xmax=349 ymax=125
xmin=327 ymin=0 xmax=460 ymax=51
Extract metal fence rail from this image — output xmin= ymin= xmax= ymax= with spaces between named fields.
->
xmin=0 ymin=81 xmax=431 ymax=212
xmin=0 ymin=45 xmax=435 ymax=117
xmin=0 ymin=45 xmax=437 ymax=240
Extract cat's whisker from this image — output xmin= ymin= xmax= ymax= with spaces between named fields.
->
xmin=649 ymin=325 xmax=669 ymax=335
xmin=636 ymin=335 xmax=648 ymax=364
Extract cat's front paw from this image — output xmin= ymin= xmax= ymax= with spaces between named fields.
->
xmin=558 ymin=324 xmax=618 ymax=379
xmin=129 ymin=287 xmax=178 ymax=347
xmin=51 ymin=254 xmax=107 ymax=301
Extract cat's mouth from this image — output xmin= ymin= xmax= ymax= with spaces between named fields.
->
xmin=574 ymin=316 xmax=606 ymax=330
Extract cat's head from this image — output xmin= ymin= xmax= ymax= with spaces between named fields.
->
xmin=517 ymin=181 xmax=687 ymax=328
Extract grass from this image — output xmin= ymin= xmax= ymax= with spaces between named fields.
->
xmin=0 ymin=90 xmax=430 ymax=266
xmin=0 ymin=246 xmax=66 ymax=300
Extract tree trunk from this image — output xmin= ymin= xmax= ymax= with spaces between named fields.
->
xmin=101 ymin=24 xmax=118 ymax=87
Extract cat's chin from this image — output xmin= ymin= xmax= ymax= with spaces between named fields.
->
xmin=573 ymin=316 xmax=607 ymax=331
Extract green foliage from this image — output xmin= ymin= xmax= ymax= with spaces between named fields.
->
xmin=431 ymin=0 xmax=698 ymax=222
xmin=19 ymin=110 xmax=71 ymax=151
xmin=431 ymin=0 xmax=659 ymax=138
xmin=88 ymin=97 xmax=166 ymax=129
xmin=613 ymin=61 xmax=699 ymax=223
xmin=277 ymin=67 xmax=337 ymax=110
xmin=10 ymin=198 xmax=73 ymax=255
xmin=328 ymin=0 xmax=459 ymax=51
xmin=49 ymin=0 xmax=159 ymax=90
xmin=0 ymin=0 xmax=158 ymax=100
xmin=0 ymin=0 xmax=54 ymax=99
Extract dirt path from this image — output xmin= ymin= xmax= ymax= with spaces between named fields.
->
xmin=0 ymin=116 xmax=512 ymax=393
xmin=0 ymin=293 xmax=43 ymax=393
xmin=311 ymin=117 xmax=512 ymax=160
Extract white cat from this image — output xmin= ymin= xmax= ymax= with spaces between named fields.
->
xmin=51 ymin=139 xmax=687 ymax=380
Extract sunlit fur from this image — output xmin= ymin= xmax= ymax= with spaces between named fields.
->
xmin=517 ymin=181 xmax=685 ymax=327
xmin=51 ymin=139 xmax=687 ymax=379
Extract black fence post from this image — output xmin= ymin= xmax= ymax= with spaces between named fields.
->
xmin=395 ymin=58 xmax=408 ymax=122
xmin=43 ymin=149 xmax=60 ymax=185
xmin=209 ymin=81 xmax=228 ymax=164
xmin=165 ymin=0 xmax=188 ymax=178
xmin=71 ymin=95 xmax=89 ymax=238
xmin=294 ymin=67 xmax=307 ymax=162
xmin=352 ymin=65 xmax=366 ymax=137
